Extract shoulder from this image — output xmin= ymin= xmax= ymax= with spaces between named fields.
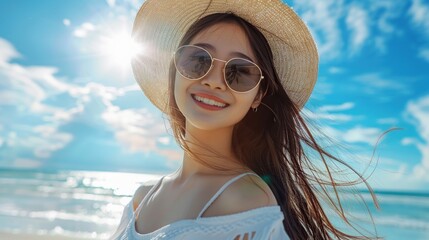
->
xmin=203 ymin=174 xmax=278 ymax=217
xmin=132 ymin=183 xmax=155 ymax=211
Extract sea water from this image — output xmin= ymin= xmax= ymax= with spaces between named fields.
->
xmin=0 ymin=168 xmax=428 ymax=239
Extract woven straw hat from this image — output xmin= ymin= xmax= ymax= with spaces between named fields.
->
xmin=131 ymin=0 xmax=318 ymax=112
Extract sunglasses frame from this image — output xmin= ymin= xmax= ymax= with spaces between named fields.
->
xmin=173 ymin=44 xmax=264 ymax=94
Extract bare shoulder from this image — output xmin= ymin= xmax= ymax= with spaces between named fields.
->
xmin=203 ymin=174 xmax=278 ymax=217
xmin=132 ymin=184 xmax=155 ymax=211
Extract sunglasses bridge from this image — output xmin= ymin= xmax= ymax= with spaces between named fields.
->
xmin=206 ymin=58 xmax=264 ymax=93
xmin=209 ymin=57 xmax=229 ymax=75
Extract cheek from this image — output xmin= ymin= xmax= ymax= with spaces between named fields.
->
xmin=236 ymin=90 xmax=259 ymax=108
xmin=173 ymin=76 xmax=190 ymax=110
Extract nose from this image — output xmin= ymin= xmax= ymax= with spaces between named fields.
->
xmin=200 ymin=58 xmax=227 ymax=91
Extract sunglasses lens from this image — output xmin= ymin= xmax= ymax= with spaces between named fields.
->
xmin=225 ymin=59 xmax=262 ymax=92
xmin=175 ymin=46 xmax=212 ymax=79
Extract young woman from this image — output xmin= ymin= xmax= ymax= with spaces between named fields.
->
xmin=111 ymin=0 xmax=381 ymax=239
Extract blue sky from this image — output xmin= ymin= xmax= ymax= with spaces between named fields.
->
xmin=0 ymin=0 xmax=428 ymax=192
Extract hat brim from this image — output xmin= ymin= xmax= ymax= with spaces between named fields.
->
xmin=131 ymin=0 xmax=318 ymax=112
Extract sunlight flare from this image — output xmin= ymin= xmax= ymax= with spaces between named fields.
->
xmin=96 ymin=32 xmax=144 ymax=71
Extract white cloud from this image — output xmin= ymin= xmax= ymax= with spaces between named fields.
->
xmin=408 ymin=0 xmax=429 ymax=37
xmin=0 ymin=66 xmax=45 ymax=106
xmin=370 ymin=0 xmax=405 ymax=54
xmin=47 ymin=104 xmax=84 ymax=123
xmin=355 ymin=73 xmax=402 ymax=89
xmin=0 ymin=38 xmax=83 ymax=165
xmin=63 ymin=19 xmax=71 ymax=26
xmin=32 ymin=125 xmax=73 ymax=158
xmin=377 ymin=118 xmax=398 ymax=125
xmin=343 ymin=126 xmax=382 ymax=145
xmin=106 ymin=0 xmax=116 ymax=7
xmin=304 ymin=102 xmax=356 ymax=123
xmin=63 ymin=81 xmax=182 ymax=163
xmin=310 ymin=77 xmax=333 ymax=100
xmin=318 ymin=102 xmax=355 ymax=112
xmin=408 ymin=0 xmax=429 ymax=61
xmin=319 ymin=125 xmax=382 ymax=146
xmin=102 ymin=106 xmax=180 ymax=161
xmin=403 ymin=95 xmax=429 ymax=181
xmin=328 ymin=67 xmax=344 ymax=74
xmin=346 ymin=5 xmax=369 ymax=54
xmin=418 ymin=48 xmax=429 ymax=62
xmin=401 ymin=137 xmax=417 ymax=146
xmin=0 ymin=39 xmax=76 ymax=110
xmin=6 ymin=132 xmax=17 ymax=147
xmin=0 ymin=125 xmax=73 ymax=160
xmin=292 ymin=0 xmax=406 ymax=58
xmin=106 ymin=0 xmax=141 ymax=12
xmin=293 ymin=0 xmax=344 ymax=59
xmin=73 ymin=22 xmax=96 ymax=38
xmin=311 ymin=112 xmax=353 ymax=122
xmin=0 ymin=37 xmax=20 ymax=64
xmin=354 ymin=73 xmax=410 ymax=96
xmin=157 ymin=137 xmax=171 ymax=145
xmin=25 ymin=66 xmax=70 ymax=93
xmin=358 ymin=1 xmax=405 ymax=55
xmin=364 ymin=155 xmax=426 ymax=191
xmin=371 ymin=1 xmax=401 ymax=34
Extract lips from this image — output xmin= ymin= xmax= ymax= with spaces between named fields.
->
xmin=191 ymin=93 xmax=230 ymax=110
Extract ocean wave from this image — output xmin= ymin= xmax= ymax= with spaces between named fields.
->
xmin=375 ymin=215 xmax=429 ymax=230
xmin=4 ymin=226 xmax=113 ymax=239
xmin=328 ymin=191 xmax=429 ymax=208
xmin=0 ymin=208 xmax=119 ymax=226
xmin=344 ymin=211 xmax=429 ymax=230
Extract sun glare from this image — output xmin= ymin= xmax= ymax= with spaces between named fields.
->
xmin=97 ymin=32 xmax=145 ymax=72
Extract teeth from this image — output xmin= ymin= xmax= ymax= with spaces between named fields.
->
xmin=194 ymin=95 xmax=226 ymax=108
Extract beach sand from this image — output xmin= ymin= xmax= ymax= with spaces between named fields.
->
xmin=0 ymin=232 xmax=91 ymax=240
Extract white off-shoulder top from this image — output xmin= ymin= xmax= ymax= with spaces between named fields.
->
xmin=110 ymin=172 xmax=289 ymax=240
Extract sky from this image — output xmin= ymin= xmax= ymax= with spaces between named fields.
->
xmin=0 ymin=0 xmax=428 ymax=192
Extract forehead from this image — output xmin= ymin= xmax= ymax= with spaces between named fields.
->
xmin=188 ymin=22 xmax=256 ymax=60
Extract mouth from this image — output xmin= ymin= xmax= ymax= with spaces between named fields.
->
xmin=191 ymin=94 xmax=229 ymax=110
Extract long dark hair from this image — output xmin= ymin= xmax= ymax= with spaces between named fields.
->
xmin=167 ymin=12 xmax=387 ymax=240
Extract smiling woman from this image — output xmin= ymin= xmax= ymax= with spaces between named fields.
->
xmin=110 ymin=0 xmax=383 ymax=239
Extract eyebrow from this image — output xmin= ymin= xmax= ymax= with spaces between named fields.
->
xmin=192 ymin=43 xmax=255 ymax=62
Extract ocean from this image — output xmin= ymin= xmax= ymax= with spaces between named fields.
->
xmin=0 ymin=168 xmax=428 ymax=239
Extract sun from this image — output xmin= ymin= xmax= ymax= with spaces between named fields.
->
xmin=96 ymin=31 xmax=145 ymax=72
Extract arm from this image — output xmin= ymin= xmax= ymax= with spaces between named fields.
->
xmin=109 ymin=183 xmax=155 ymax=240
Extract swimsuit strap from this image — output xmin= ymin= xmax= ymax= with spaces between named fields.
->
xmin=197 ymin=172 xmax=260 ymax=219
xmin=134 ymin=176 xmax=165 ymax=218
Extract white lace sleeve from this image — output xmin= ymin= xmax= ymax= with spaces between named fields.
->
xmin=109 ymin=199 xmax=133 ymax=240
xmin=266 ymin=219 xmax=289 ymax=240
xmin=231 ymin=218 xmax=289 ymax=240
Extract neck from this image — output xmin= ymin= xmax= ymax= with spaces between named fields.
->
xmin=171 ymin=122 xmax=249 ymax=183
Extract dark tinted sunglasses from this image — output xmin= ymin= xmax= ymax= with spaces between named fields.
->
xmin=173 ymin=45 xmax=264 ymax=93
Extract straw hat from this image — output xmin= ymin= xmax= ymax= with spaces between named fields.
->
xmin=131 ymin=0 xmax=318 ymax=112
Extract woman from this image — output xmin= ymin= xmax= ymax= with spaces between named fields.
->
xmin=111 ymin=0 xmax=380 ymax=239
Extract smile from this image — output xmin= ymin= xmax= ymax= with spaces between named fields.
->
xmin=191 ymin=94 xmax=229 ymax=109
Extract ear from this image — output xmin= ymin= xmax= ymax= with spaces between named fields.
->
xmin=251 ymin=89 xmax=265 ymax=109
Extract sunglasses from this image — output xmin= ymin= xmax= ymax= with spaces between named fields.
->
xmin=173 ymin=45 xmax=264 ymax=93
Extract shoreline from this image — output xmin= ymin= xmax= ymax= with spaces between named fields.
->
xmin=0 ymin=232 xmax=92 ymax=240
